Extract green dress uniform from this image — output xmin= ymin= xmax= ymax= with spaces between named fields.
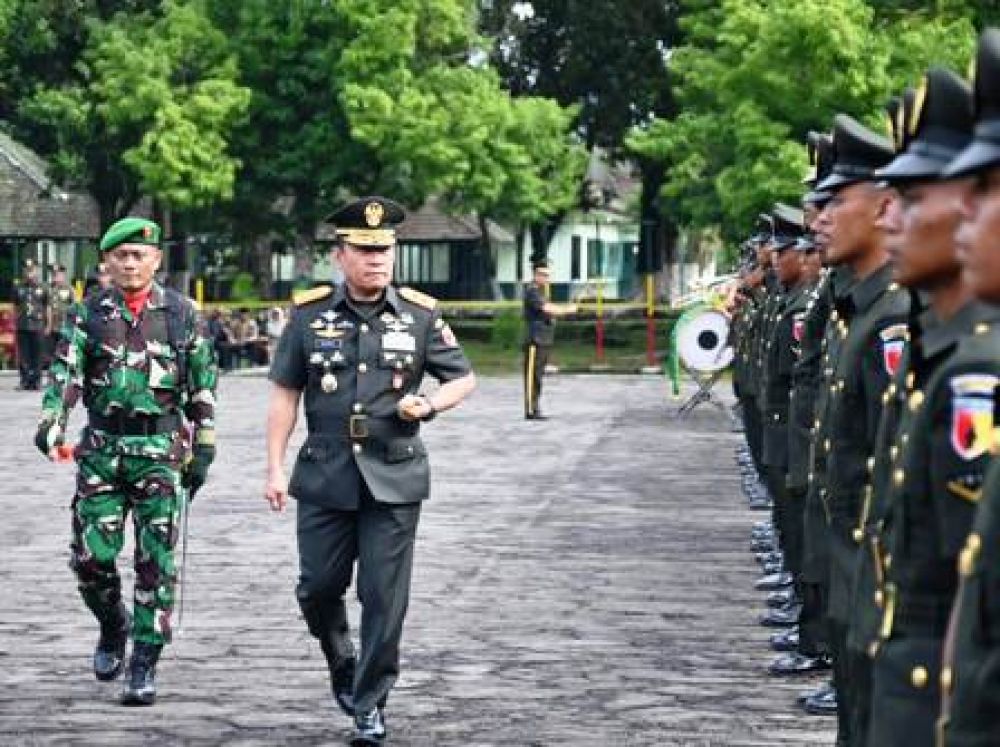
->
xmin=270 ymin=281 xmax=472 ymax=717
xmin=14 ymin=261 xmax=49 ymax=390
xmin=523 ymin=278 xmax=554 ymax=419
xmin=865 ymin=304 xmax=1000 ymax=747
xmin=762 ymin=275 xmax=810 ymax=580
xmin=825 ymin=263 xmax=910 ymax=743
xmin=739 ymin=283 xmax=768 ymax=474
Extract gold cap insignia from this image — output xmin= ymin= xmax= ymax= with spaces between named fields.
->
xmin=365 ymin=201 xmax=385 ymax=228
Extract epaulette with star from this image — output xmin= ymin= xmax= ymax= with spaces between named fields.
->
xmin=293 ymin=285 xmax=333 ymax=306
xmin=398 ymin=287 xmax=437 ymax=310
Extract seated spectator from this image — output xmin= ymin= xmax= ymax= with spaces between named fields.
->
xmin=235 ymin=309 xmax=261 ymax=368
xmin=207 ymin=309 xmax=236 ymax=372
xmin=265 ymin=306 xmax=286 ymax=364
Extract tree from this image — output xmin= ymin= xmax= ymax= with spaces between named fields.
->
xmin=629 ymin=0 xmax=976 ymax=244
xmin=17 ymin=0 xmax=250 ymax=228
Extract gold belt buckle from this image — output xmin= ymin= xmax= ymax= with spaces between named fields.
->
xmin=349 ymin=414 xmax=369 ymax=439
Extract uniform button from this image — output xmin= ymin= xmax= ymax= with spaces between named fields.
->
xmin=891 ymin=446 xmax=899 ymax=460
xmin=352 ymin=443 xmax=362 ymax=455
xmin=773 ymin=413 xmax=780 ymax=422
xmin=959 ymin=547 xmax=974 ymax=577
xmin=906 ymin=372 xmax=916 ymax=390
xmin=808 ymin=471 xmax=815 ymax=483
xmin=852 ymin=528 xmax=863 ymax=544
xmin=866 ymin=457 xmax=875 ymax=473
xmin=888 ymin=383 xmax=897 ymax=397
xmin=975 ymin=322 xmax=990 ymax=335
xmin=874 ymin=589 xmax=884 ymax=608
xmin=910 ymin=666 xmax=929 ymax=689
xmin=909 ymin=391 xmax=924 ymax=411
xmin=814 ymin=418 xmax=821 ymax=429
xmin=824 ymin=438 xmax=831 ymax=451
xmin=884 ymin=553 xmax=892 ymax=571
xmin=893 ymin=468 xmax=904 ymax=487
xmin=902 ymin=433 xmax=910 ymax=446
xmin=353 ymin=403 xmax=363 ymax=413
xmin=360 ymin=323 xmax=369 ymax=333
xmin=358 ymin=362 xmax=368 ymax=373
xmin=968 ymin=533 xmax=982 ymax=553
xmin=867 ymin=641 xmax=880 ymax=659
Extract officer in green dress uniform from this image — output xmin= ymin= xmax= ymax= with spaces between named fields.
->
xmin=522 ymin=260 xmax=576 ymax=420
xmin=934 ymin=29 xmax=1000 ymax=747
xmin=811 ymin=113 xmax=906 ymax=745
xmin=13 ymin=257 xmax=49 ymax=390
xmin=859 ymin=67 xmax=994 ymax=747
xmin=265 ymin=197 xmax=477 ymax=745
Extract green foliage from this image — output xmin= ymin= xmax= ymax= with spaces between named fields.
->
xmin=230 ymin=271 xmax=260 ymax=302
xmin=490 ymin=308 xmax=523 ymax=350
xmin=629 ymin=0 xmax=978 ymax=242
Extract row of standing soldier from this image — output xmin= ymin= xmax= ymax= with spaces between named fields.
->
xmin=731 ymin=28 xmax=1000 ymax=747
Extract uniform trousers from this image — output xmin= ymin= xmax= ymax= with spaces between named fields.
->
xmin=16 ymin=328 xmax=43 ymax=388
xmin=523 ymin=342 xmax=550 ymax=417
xmin=296 ymin=483 xmax=421 ymax=715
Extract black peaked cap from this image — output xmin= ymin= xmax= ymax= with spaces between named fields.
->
xmin=815 ymin=114 xmax=896 ymax=192
xmin=945 ymin=28 xmax=1000 ymax=178
xmin=877 ymin=67 xmax=974 ymax=183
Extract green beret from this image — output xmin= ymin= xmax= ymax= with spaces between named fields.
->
xmin=99 ymin=217 xmax=161 ymax=253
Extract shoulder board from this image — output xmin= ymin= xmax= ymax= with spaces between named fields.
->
xmin=398 ymin=287 xmax=437 ymax=310
xmin=293 ymin=285 xmax=333 ymax=306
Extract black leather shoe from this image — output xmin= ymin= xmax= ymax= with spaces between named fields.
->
xmin=768 ymin=652 xmax=831 ymax=676
xmin=755 ymin=571 xmax=793 ymax=591
xmin=803 ymin=686 xmax=838 ymax=715
xmin=759 ymin=605 xmax=801 ymax=627
xmin=525 ymin=413 xmax=549 ymax=421
xmin=797 ymin=680 xmax=834 ymax=706
xmin=766 ymin=588 xmax=797 ymax=608
xmin=121 ymin=642 xmax=161 ymax=706
xmin=329 ymin=656 xmax=356 ymax=717
xmin=94 ymin=606 xmax=131 ymax=682
xmin=351 ymin=708 xmax=386 ymax=745
xmin=769 ymin=627 xmax=800 ymax=652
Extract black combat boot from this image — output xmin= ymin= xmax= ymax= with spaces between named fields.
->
xmin=94 ymin=605 xmax=131 ymax=681
xmin=121 ymin=642 xmax=162 ymax=706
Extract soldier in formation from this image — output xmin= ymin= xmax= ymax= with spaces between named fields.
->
xmin=730 ymin=28 xmax=1000 ymax=746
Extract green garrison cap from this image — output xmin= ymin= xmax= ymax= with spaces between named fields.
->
xmin=99 ymin=217 xmax=161 ymax=253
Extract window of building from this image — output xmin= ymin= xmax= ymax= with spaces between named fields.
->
xmin=571 ymin=235 xmax=581 ymax=280
xmin=395 ymin=243 xmax=451 ymax=283
xmin=587 ymin=238 xmax=604 ymax=278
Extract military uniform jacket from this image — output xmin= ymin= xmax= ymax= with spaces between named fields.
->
xmin=825 ymin=264 xmax=910 ymax=541
xmin=943 ymin=350 xmax=1000 ymax=745
xmin=270 ymin=284 xmax=472 ymax=510
xmin=41 ymin=283 xmax=217 ymax=451
xmin=524 ymin=284 xmax=555 ymax=346
xmin=762 ymin=283 xmax=809 ymax=469
xmin=753 ymin=276 xmax=782 ymax=403
xmin=734 ymin=286 xmax=764 ymax=401
xmin=878 ymin=306 xmax=1000 ymax=645
xmin=788 ymin=271 xmax=831 ymax=491
xmin=14 ymin=278 xmax=49 ymax=331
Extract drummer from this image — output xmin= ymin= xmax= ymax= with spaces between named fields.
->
xmin=758 ymin=205 xmax=812 ymax=632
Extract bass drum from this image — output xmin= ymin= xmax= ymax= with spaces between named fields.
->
xmin=675 ymin=307 xmax=734 ymax=373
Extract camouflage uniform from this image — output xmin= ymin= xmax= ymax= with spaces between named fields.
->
xmin=39 ymin=282 xmax=217 ymax=646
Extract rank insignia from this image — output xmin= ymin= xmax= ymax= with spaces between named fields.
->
xmin=949 ymin=374 xmax=998 ymax=461
xmin=879 ymin=325 xmax=907 ymax=377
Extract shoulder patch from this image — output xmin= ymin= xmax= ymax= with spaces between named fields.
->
xmin=399 ymin=287 xmax=437 ymax=310
xmin=293 ymin=285 xmax=333 ymax=307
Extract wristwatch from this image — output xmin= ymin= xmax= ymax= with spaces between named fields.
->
xmin=420 ymin=395 xmax=437 ymax=422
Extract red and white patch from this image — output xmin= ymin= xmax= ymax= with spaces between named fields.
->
xmin=879 ymin=324 xmax=908 ymax=377
xmin=793 ymin=315 xmax=805 ymax=343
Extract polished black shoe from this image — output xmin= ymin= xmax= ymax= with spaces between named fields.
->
xmin=329 ymin=656 xmax=356 ymax=717
xmin=759 ymin=605 xmax=801 ymax=628
xmin=350 ymin=707 xmax=387 ymax=745
xmin=797 ymin=680 xmax=834 ymax=706
xmin=767 ymin=652 xmax=831 ymax=676
xmin=803 ymin=686 xmax=838 ymax=715
xmin=94 ymin=606 xmax=131 ymax=682
xmin=766 ymin=588 xmax=797 ymax=608
xmin=770 ymin=627 xmax=800 ymax=652
xmin=121 ymin=642 xmax=162 ymax=706
xmin=755 ymin=571 xmax=794 ymax=591
xmin=525 ymin=413 xmax=549 ymax=421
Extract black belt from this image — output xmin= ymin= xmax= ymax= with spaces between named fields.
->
xmin=307 ymin=414 xmax=418 ymax=441
xmin=89 ymin=411 xmax=183 ymax=436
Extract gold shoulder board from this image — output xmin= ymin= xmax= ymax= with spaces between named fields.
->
xmin=398 ymin=287 xmax=437 ymax=310
xmin=293 ymin=285 xmax=333 ymax=306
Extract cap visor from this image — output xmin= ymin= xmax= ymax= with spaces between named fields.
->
xmin=942 ymin=139 xmax=1000 ymax=179
xmin=875 ymin=151 xmax=951 ymax=183
xmin=814 ymin=171 xmax=862 ymax=193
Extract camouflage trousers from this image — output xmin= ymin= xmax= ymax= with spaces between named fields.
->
xmin=69 ymin=430 xmax=187 ymax=646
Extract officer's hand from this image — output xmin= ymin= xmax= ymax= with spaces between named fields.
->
xmin=397 ymin=394 xmax=430 ymax=422
xmin=34 ymin=420 xmax=63 ymax=460
xmin=183 ymin=444 xmax=216 ymax=500
xmin=265 ymin=469 xmax=288 ymax=513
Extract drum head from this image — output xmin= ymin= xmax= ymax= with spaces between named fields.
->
xmin=676 ymin=309 xmax=734 ymax=373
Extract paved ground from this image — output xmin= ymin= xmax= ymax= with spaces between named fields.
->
xmin=0 ymin=372 xmax=835 ymax=746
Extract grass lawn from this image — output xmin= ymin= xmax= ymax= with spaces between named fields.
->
xmin=459 ymin=339 xmax=667 ymax=377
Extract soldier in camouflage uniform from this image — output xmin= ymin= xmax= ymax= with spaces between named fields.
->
xmin=34 ymin=217 xmax=218 ymax=707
